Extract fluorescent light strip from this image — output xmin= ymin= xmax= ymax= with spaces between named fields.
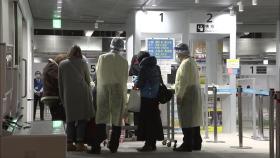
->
xmin=252 ymin=0 xmax=257 ymax=6
xmin=85 ymin=30 xmax=94 ymax=37
xmin=195 ymin=0 xmax=199 ymax=4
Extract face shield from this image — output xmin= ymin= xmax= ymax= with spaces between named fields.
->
xmin=175 ymin=53 xmax=181 ymax=64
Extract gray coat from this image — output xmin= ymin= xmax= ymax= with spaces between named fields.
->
xmin=58 ymin=58 xmax=95 ymax=122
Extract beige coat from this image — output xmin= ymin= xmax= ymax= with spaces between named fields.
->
xmin=95 ymin=52 xmax=128 ymax=126
xmin=175 ymin=58 xmax=202 ymax=128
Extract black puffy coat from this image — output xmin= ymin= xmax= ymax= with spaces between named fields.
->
xmin=136 ymin=56 xmax=161 ymax=99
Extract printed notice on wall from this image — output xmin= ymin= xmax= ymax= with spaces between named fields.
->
xmin=226 ymin=59 xmax=240 ymax=69
xmin=146 ymin=38 xmax=175 ymax=60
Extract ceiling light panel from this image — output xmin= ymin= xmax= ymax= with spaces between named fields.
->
xmin=252 ymin=0 xmax=258 ymax=6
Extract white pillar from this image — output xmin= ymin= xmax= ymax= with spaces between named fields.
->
xmin=206 ymin=40 xmax=219 ymax=84
xmin=224 ymin=14 xmax=237 ymax=133
xmin=276 ymin=21 xmax=280 ymax=91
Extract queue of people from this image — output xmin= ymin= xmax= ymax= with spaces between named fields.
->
xmin=39 ymin=37 xmax=203 ymax=154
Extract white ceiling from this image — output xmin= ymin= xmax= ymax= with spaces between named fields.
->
xmin=29 ymin=0 xmax=279 ymax=31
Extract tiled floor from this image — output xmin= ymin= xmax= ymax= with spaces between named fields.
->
xmin=34 ymin=106 xmax=52 ymax=121
xmin=67 ymin=132 xmax=272 ymax=158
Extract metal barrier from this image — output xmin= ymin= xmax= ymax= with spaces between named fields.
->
xmin=231 ymin=86 xmax=252 ymax=149
xmin=256 ymin=94 xmax=269 ymax=141
xmin=207 ymin=86 xmax=225 ymax=143
xmin=269 ymin=89 xmax=275 ymax=158
xmin=276 ymin=91 xmax=280 ymax=158
xmin=204 ymin=84 xmax=209 ymax=139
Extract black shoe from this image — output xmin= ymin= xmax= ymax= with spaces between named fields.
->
xmin=137 ymin=145 xmax=156 ymax=152
xmin=108 ymin=142 xmax=119 ymax=153
xmin=87 ymin=145 xmax=101 ymax=154
xmin=108 ymin=126 xmax=121 ymax=153
xmin=192 ymin=144 xmax=202 ymax=151
xmin=173 ymin=143 xmax=192 ymax=152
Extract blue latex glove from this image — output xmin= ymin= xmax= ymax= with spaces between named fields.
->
xmin=132 ymin=75 xmax=138 ymax=84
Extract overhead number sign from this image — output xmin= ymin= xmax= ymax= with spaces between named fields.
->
xmin=146 ymin=38 xmax=175 ymax=60
xmin=190 ymin=13 xmax=234 ymax=34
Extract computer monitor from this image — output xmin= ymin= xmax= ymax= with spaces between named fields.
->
xmin=167 ymin=65 xmax=178 ymax=84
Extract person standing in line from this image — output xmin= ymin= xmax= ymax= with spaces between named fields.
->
xmin=128 ymin=55 xmax=140 ymax=137
xmin=173 ymin=43 xmax=203 ymax=152
xmin=129 ymin=55 xmax=140 ymax=76
xmin=58 ymin=45 xmax=95 ymax=152
xmin=135 ymin=51 xmax=164 ymax=152
xmin=41 ymin=54 xmax=67 ymax=121
xmin=89 ymin=38 xmax=128 ymax=154
xmin=33 ymin=71 xmax=44 ymax=121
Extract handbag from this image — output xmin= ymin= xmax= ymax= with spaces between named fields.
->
xmin=127 ymin=89 xmax=141 ymax=112
xmin=158 ymin=73 xmax=173 ymax=104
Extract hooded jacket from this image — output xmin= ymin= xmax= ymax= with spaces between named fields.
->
xmin=42 ymin=59 xmax=59 ymax=101
xmin=136 ymin=56 xmax=161 ymax=99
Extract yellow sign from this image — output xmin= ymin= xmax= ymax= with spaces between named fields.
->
xmin=226 ymin=59 xmax=240 ymax=68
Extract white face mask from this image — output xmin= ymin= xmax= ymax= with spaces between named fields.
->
xmin=175 ymin=54 xmax=181 ymax=64
xmin=35 ymin=74 xmax=41 ymax=79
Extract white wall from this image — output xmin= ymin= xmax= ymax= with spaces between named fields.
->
xmin=238 ymin=24 xmax=276 ymax=33
xmin=277 ymin=21 xmax=280 ymax=91
xmin=223 ymin=38 xmax=277 ymax=55
xmin=0 ymin=0 xmax=13 ymax=44
xmin=34 ymin=35 xmax=102 ymax=53
xmin=0 ymin=0 xmax=34 ymax=122
xmin=134 ymin=10 xmax=190 ymax=55
xmin=125 ymin=12 xmax=136 ymax=64
xmin=19 ymin=0 xmax=34 ymax=123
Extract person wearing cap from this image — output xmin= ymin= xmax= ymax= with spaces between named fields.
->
xmin=33 ymin=71 xmax=44 ymax=120
xmin=173 ymin=43 xmax=203 ymax=152
xmin=89 ymin=38 xmax=128 ymax=154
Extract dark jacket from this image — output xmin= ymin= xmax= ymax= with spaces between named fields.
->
xmin=129 ymin=63 xmax=140 ymax=76
xmin=136 ymin=56 xmax=161 ymax=99
xmin=136 ymin=56 xmax=164 ymax=141
xmin=42 ymin=59 xmax=59 ymax=99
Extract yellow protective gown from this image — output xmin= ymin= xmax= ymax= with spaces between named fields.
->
xmin=95 ymin=51 xmax=128 ymax=126
xmin=175 ymin=58 xmax=202 ymax=128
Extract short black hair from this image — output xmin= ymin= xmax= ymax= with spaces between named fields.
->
xmin=137 ymin=51 xmax=150 ymax=63
xmin=35 ymin=71 xmax=41 ymax=75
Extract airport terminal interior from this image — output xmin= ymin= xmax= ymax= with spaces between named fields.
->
xmin=0 ymin=0 xmax=280 ymax=158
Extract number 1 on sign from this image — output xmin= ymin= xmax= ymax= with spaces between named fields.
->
xmin=160 ymin=13 xmax=163 ymax=22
